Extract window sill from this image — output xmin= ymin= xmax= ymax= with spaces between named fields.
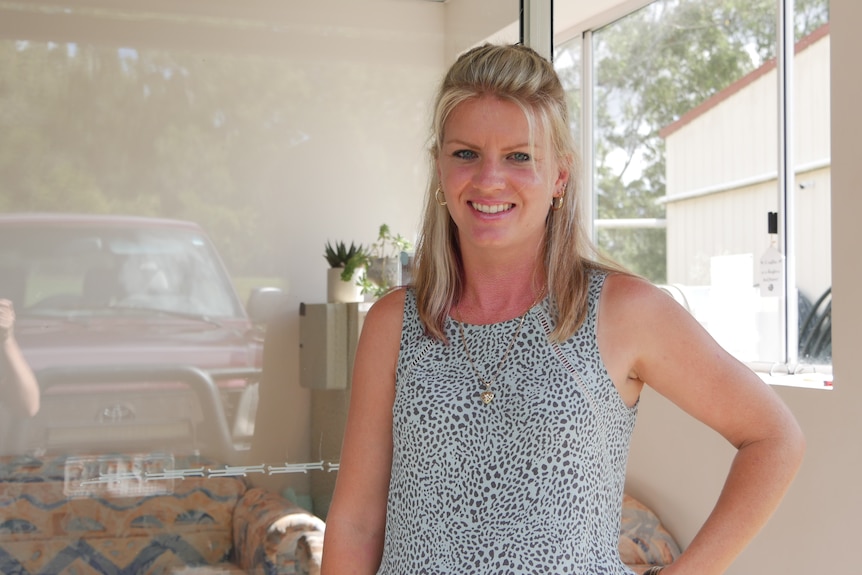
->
xmin=757 ymin=371 xmax=833 ymax=390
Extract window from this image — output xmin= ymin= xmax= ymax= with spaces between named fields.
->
xmin=555 ymin=0 xmax=831 ymax=387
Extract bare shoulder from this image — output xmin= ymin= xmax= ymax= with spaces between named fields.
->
xmin=354 ymin=287 xmax=408 ymax=369
xmin=601 ymin=272 xmax=675 ymax=311
xmin=597 ymin=273 xmax=682 ymax=405
xmin=600 ymin=271 xmax=722 ymax=363
xmin=362 ymin=287 xmax=407 ymax=337
xmin=598 ymin=272 xmax=686 ymax=335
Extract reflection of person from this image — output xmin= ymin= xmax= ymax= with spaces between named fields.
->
xmin=0 ymin=299 xmax=39 ymax=417
xmin=321 ymin=44 xmax=805 ymax=574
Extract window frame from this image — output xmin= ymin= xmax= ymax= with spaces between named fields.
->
xmin=548 ymin=0 xmax=832 ymax=387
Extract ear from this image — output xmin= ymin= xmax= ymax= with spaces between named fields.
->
xmin=553 ymin=166 xmax=570 ymax=197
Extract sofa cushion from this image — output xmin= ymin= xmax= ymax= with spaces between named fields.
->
xmin=0 ymin=453 xmax=247 ymax=575
xmin=618 ymin=493 xmax=681 ymax=569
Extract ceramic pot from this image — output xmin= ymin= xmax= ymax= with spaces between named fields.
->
xmin=327 ymin=267 xmax=363 ymax=303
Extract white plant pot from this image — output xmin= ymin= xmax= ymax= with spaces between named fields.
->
xmin=327 ymin=267 xmax=363 ymax=303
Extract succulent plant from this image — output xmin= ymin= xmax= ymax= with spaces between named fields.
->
xmin=324 ymin=241 xmax=367 ymax=282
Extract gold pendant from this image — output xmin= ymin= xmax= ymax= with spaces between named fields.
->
xmin=481 ymin=390 xmax=495 ymax=404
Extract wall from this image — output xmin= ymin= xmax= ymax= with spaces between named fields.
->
xmin=239 ymin=0 xmax=446 ymax=496
xmin=443 ymin=0 xmax=519 ymax=60
xmin=625 ymin=3 xmax=860 ymax=572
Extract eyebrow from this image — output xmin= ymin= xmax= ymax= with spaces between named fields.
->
xmin=443 ymin=138 xmax=536 ymax=151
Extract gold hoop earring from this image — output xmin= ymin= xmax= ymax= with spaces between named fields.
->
xmin=435 ymin=185 xmax=447 ymax=206
xmin=551 ymin=191 xmax=565 ymax=211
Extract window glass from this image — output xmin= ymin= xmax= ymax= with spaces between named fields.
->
xmin=2 ymin=223 xmax=241 ymax=317
xmin=0 ymin=1 xmax=527 ymax=572
xmin=653 ymin=0 xmax=782 ymax=363
xmin=793 ymin=0 xmax=831 ymax=366
xmin=558 ymin=0 xmax=830 ymax=373
xmin=555 ymin=42 xmax=582 ymax=159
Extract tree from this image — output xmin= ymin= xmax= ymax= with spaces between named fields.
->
xmin=0 ymin=39 xmax=310 ymax=276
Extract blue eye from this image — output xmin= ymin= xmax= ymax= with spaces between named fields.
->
xmin=510 ymin=152 xmax=530 ymax=162
xmin=453 ymin=149 xmax=477 ymax=160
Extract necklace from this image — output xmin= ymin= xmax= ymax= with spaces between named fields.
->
xmin=457 ymin=289 xmax=544 ymax=405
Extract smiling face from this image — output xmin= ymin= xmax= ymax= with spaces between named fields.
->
xmin=437 ymin=95 xmax=568 ymax=259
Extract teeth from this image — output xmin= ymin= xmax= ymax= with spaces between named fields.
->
xmin=471 ymin=202 xmax=513 ymax=214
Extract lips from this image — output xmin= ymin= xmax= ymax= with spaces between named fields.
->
xmin=470 ymin=201 xmax=514 ymax=214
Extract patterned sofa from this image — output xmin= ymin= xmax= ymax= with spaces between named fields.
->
xmin=0 ymin=454 xmax=325 ymax=575
xmin=619 ymin=493 xmax=681 ymax=574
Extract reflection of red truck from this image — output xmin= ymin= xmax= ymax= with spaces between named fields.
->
xmin=0 ymin=213 xmax=283 ymax=458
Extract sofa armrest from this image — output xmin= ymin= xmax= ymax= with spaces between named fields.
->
xmin=618 ymin=493 xmax=681 ymax=572
xmin=233 ymin=486 xmax=326 ymax=574
xmin=295 ymin=530 xmax=325 ymax=575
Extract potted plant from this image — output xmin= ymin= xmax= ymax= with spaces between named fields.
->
xmin=359 ymin=224 xmax=412 ymax=299
xmin=324 ymin=240 xmax=367 ymax=303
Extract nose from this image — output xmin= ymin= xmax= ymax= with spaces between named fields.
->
xmin=472 ymin=158 xmax=505 ymax=193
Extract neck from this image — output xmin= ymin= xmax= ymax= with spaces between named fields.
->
xmin=454 ymin=254 xmax=546 ymax=325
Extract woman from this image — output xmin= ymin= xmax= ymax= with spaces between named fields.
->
xmin=321 ymin=44 xmax=804 ymax=574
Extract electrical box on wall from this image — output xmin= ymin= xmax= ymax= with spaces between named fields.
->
xmin=299 ymin=302 xmax=371 ymax=390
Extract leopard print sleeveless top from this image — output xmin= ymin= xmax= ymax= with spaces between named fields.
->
xmin=378 ymin=271 xmax=638 ymax=574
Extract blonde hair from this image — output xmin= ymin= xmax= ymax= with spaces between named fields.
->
xmin=413 ymin=43 xmax=620 ymax=342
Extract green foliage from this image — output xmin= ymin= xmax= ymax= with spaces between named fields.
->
xmin=367 ymin=223 xmax=412 ymax=260
xmin=357 ymin=224 xmax=413 ymax=299
xmin=356 ymin=273 xmax=382 ymax=299
xmin=0 ymin=39 xmax=310 ymax=277
xmin=324 ymin=241 xmax=367 ymax=282
xmin=324 ymin=240 xmax=363 ymax=267
xmin=321 ymin=225 xmax=411 ymax=296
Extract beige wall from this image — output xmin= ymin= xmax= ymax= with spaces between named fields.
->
xmin=237 ymin=0 xmax=446 ymax=495
xmin=443 ymin=0 xmax=519 ymax=60
xmin=626 ymin=3 xmax=859 ymax=572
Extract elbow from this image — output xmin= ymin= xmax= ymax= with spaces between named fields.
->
xmin=788 ymin=418 xmax=807 ymax=471
xmin=743 ymin=409 xmax=807 ymax=477
xmin=767 ymin=410 xmax=806 ymax=478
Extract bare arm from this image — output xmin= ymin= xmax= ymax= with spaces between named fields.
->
xmin=320 ymin=289 xmax=404 ymax=575
xmin=0 ymin=299 xmax=39 ymax=417
xmin=599 ymin=275 xmax=805 ymax=575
